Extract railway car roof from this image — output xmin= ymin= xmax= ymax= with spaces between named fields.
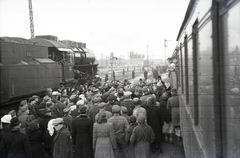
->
xmin=30 ymin=38 xmax=73 ymax=52
xmin=176 ymin=0 xmax=196 ymax=41
xmin=0 ymin=37 xmax=36 ymax=45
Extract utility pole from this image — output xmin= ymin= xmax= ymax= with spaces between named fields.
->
xmin=28 ymin=0 xmax=35 ymax=38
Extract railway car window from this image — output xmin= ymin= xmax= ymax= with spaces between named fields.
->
xmin=198 ymin=21 xmax=214 ymax=132
xmin=187 ymin=36 xmax=194 ymax=115
xmin=180 ymin=44 xmax=184 ymax=94
xmin=221 ymin=2 xmax=240 ymax=157
xmin=193 ymin=20 xmax=199 ymax=125
xmin=184 ymin=36 xmax=189 ymax=104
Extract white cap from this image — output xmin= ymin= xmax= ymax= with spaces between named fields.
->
xmin=124 ymin=91 xmax=132 ymax=97
xmin=70 ymin=105 xmax=77 ymax=111
xmin=52 ymin=91 xmax=61 ymax=96
xmin=77 ymin=100 xmax=84 ymax=106
xmin=1 ymin=114 xmax=12 ymax=123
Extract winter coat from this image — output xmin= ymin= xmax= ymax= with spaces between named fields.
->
xmin=130 ymin=124 xmax=155 ymax=158
xmin=159 ymin=99 xmax=172 ymax=123
xmin=145 ymin=102 xmax=163 ymax=143
xmin=38 ymin=115 xmax=54 ymax=149
xmin=26 ymin=128 xmax=45 ymax=158
xmin=120 ymin=99 xmax=135 ymax=116
xmin=108 ymin=114 xmax=129 ymax=146
xmin=140 ymin=93 xmax=154 ymax=108
xmin=93 ymin=122 xmax=117 ymax=158
xmin=72 ymin=114 xmax=94 ymax=158
xmin=0 ymin=130 xmax=32 ymax=158
xmin=63 ymin=114 xmax=73 ymax=133
xmin=125 ymin=123 xmax=138 ymax=158
xmin=167 ymin=95 xmax=180 ymax=127
xmin=88 ymin=104 xmax=100 ymax=123
xmin=52 ymin=126 xmax=72 ymax=158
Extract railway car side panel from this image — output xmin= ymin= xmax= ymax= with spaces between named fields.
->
xmin=1 ymin=63 xmax=62 ymax=104
xmin=220 ymin=1 xmax=240 ymax=157
xmin=0 ymin=41 xmax=48 ymax=65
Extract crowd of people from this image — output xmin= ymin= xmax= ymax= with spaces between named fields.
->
xmin=0 ymin=73 xmax=181 ymax=158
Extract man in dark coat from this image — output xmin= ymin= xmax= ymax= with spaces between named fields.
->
xmin=52 ymin=118 xmax=72 ymax=158
xmin=38 ymin=109 xmax=54 ymax=158
xmin=0 ymin=117 xmax=32 ymax=158
xmin=145 ymin=97 xmax=163 ymax=153
xmin=140 ymin=87 xmax=154 ymax=108
xmin=120 ymin=91 xmax=135 ymax=116
xmin=88 ymin=97 xmax=101 ymax=123
xmin=72 ymin=105 xmax=94 ymax=158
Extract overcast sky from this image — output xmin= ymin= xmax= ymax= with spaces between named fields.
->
xmin=0 ymin=0 xmax=190 ymax=60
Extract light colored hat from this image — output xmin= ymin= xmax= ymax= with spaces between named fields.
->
xmin=124 ymin=91 xmax=132 ymax=97
xmin=79 ymin=94 xmax=85 ymax=98
xmin=69 ymin=95 xmax=77 ymax=100
xmin=93 ymin=97 xmax=102 ymax=103
xmin=121 ymin=106 xmax=128 ymax=113
xmin=142 ymin=87 xmax=148 ymax=93
xmin=98 ymin=102 xmax=106 ymax=108
xmin=1 ymin=114 xmax=12 ymax=123
xmin=52 ymin=118 xmax=63 ymax=126
xmin=137 ymin=113 xmax=146 ymax=124
xmin=43 ymin=96 xmax=51 ymax=101
xmin=46 ymin=88 xmax=53 ymax=92
xmin=63 ymin=107 xmax=70 ymax=113
xmin=77 ymin=100 xmax=84 ymax=106
xmin=70 ymin=105 xmax=77 ymax=111
xmin=112 ymin=105 xmax=121 ymax=113
xmin=52 ymin=91 xmax=61 ymax=96
xmin=20 ymin=100 xmax=27 ymax=106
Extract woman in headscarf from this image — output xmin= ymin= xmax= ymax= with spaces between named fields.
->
xmin=93 ymin=112 xmax=117 ymax=158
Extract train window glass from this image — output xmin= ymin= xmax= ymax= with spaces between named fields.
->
xmin=221 ymin=2 xmax=240 ymax=157
xmin=193 ymin=20 xmax=199 ymax=125
xmin=181 ymin=44 xmax=185 ymax=94
xmin=198 ymin=21 xmax=214 ymax=133
xmin=180 ymin=43 xmax=184 ymax=94
xmin=187 ymin=36 xmax=194 ymax=115
xmin=184 ymin=36 xmax=189 ymax=104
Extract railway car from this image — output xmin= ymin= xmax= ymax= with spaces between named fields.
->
xmin=0 ymin=36 xmax=98 ymax=106
xmin=175 ymin=0 xmax=240 ymax=157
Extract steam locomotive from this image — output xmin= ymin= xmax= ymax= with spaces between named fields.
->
xmin=0 ymin=35 xmax=98 ymax=106
xmin=174 ymin=0 xmax=240 ymax=157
